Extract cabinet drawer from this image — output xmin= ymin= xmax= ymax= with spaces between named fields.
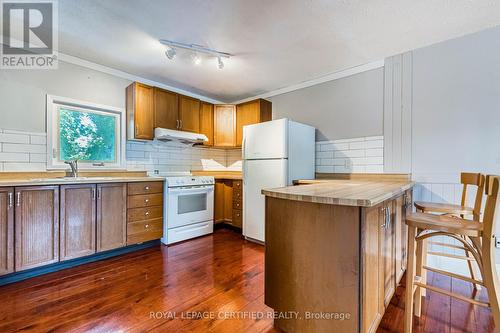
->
xmin=233 ymin=200 xmax=242 ymax=210
xmin=233 ymin=180 xmax=242 ymax=190
xmin=127 ymin=182 xmax=163 ymax=195
xmin=127 ymin=229 xmax=163 ymax=245
xmin=127 ymin=217 xmax=163 ymax=235
xmin=232 ymin=209 xmax=242 ymax=228
xmin=128 ymin=206 xmax=163 ymax=222
xmin=127 ymin=193 xmax=163 ymax=208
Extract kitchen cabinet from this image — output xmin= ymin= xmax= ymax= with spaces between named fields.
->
xmin=97 ymin=183 xmax=127 ymax=252
xmin=214 ymin=105 xmax=236 ymax=147
xmin=127 ymin=182 xmax=164 ymax=245
xmin=214 ymin=179 xmax=242 ymax=229
xmin=15 ymin=186 xmax=59 ymax=271
xmin=154 ymin=87 xmax=179 ymax=130
xmin=178 ymin=95 xmax=201 ymax=133
xmin=0 ymin=188 xmax=14 ymax=276
xmin=127 ymin=82 xmax=155 ymax=140
xmin=381 ymin=200 xmax=395 ymax=309
xmin=236 ymin=99 xmax=272 ymax=147
xmin=199 ymin=102 xmax=214 ymax=146
xmin=395 ymin=193 xmax=408 ymax=284
xmin=60 ymin=184 xmax=97 ymax=261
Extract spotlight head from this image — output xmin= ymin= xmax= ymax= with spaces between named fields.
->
xmin=165 ymin=46 xmax=176 ymax=60
xmin=217 ymin=57 xmax=224 ymax=70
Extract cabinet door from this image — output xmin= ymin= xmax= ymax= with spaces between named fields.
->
xmin=214 ymin=180 xmax=225 ymax=223
xmin=199 ymin=102 xmax=214 ymax=146
xmin=154 ymin=88 xmax=179 ymax=130
xmin=15 ymin=186 xmax=59 ymax=271
xmin=381 ymin=201 xmax=396 ymax=309
xmin=394 ymin=195 xmax=406 ymax=284
xmin=214 ymin=105 xmax=236 ymax=147
xmin=0 ymin=188 xmax=14 ymax=276
xmin=362 ymin=205 xmax=383 ymax=333
xmin=223 ymin=181 xmax=233 ymax=222
xmin=127 ymin=82 xmax=154 ymax=140
xmin=60 ymin=184 xmax=96 ymax=261
xmin=178 ymin=95 xmax=201 ymax=133
xmin=97 ymin=183 xmax=127 ymax=252
xmin=235 ymin=99 xmax=272 ymax=147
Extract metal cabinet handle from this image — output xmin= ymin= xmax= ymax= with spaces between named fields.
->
xmin=92 ymin=189 xmax=96 ymax=200
xmin=16 ymin=192 xmax=21 ymax=207
xmin=145 ymin=199 xmax=149 ymax=203
xmin=145 ymin=211 xmax=150 ymax=216
xmin=145 ymin=186 xmax=150 ymax=191
xmin=145 ymin=224 xmax=150 ymax=229
xmin=97 ymin=188 xmax=101 ymax=199
xmin=8 ymin=192 xmax=13 ymax=208
xmin=381 ymin=207 xmax=387 ymax=228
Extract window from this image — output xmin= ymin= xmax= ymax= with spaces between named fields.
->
xmin=47 ymin=95 xmax=125 ymax=169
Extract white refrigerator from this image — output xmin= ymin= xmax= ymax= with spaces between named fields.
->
xmin=242 ymin=118 xmax=316 ymax=243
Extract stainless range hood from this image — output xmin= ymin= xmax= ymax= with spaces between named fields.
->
xmin=154 ymin=127 xmax=208 ymax=145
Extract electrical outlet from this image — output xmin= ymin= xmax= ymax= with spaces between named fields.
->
xmin=495 ymin=236 xmax=500 ymax=249
xmin=153 ymin=169 xmax=159 ymax=175
xmin=344 ymin=159 xmax=352 ymax=169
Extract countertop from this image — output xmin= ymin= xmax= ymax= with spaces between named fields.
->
xmin=262 ymin=179 xmax=415 ymax=207
xmin=0 ymin=176 xmax=165 ymax=187
xmin=191 ymin=170 xmax=242 ymax=180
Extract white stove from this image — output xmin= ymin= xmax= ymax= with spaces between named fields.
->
xmin=161 ymin=175 xmax=215 ymax=245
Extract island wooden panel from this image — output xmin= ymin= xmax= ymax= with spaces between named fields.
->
xmin=265 ymin=197 xmax=359 ymax=333
xmin=0 ymin=188 xmax=13 ymax=276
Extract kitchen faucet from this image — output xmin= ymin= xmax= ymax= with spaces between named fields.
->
xmin=64 ymin=159 xmax=79 ymax=178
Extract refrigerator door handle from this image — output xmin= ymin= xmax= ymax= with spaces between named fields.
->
xmin=242 ymin=137 xmax=246 ymax=160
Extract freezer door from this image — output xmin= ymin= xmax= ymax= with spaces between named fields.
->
xmin=243 ymin=159 xmax=287 ymax=242
xmin=243 ymin=118 xmax=288 ymax=160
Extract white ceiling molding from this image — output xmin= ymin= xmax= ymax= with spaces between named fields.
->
xmin=58 ymin=53 xmax=224 ymax=104
xmin=231 ymin=60 xmax=384 ymax=104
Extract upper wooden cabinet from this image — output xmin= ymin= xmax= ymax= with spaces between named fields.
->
xmin=127 ymin=82 xmax=155 ymax=140
xmin=236 ymin=99 xmax=272 ymax=147
xmin=60 ymin=184 xmax=97 ymax=261
xmin=154 ymin=88 xmax=178 ymax=130
xmin=199 ymin=102 xmax=214 ymax=146
xmin=178 ymin=95 xmax=201 ymax=133
xmin=0 ymin=188 xmax=14 ymax=276
xmin=214 ymin=105 xmax=236 ymax=147
xmin=15 ymin=186 xmax=59 ymax=271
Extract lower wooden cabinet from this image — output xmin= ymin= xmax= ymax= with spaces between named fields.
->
xmin=214 ymin=179 xmax=243 ymax=229
xmin=381 ymin=201 xmax=395 ymax=309
xmin=60 ymin=184 xmax=97 ymax=261
xmin=0 ymin=188 xmax=14 ymax=276
xmin=15 ymin=186 xmax=59 ymax=271
xmin=97 ymin=183 xmax=127 ymax=252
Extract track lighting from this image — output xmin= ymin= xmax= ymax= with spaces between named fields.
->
xmin=159 ymin=39 xmax=231 ymax=69
xmin=165 ymin=46 xmax=176 ymax=60
xmin=192 ymin=53 xmax=202 ymax=65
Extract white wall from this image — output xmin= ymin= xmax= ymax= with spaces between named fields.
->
xmin=269 ymin=68 xmax=384 ymax=141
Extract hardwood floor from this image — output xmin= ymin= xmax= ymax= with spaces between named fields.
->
xmin=0 ymin=229 xmax=494 ymax=332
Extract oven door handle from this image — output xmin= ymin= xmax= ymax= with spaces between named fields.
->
xmin=168 ymin=187 xmax=214 ymax=195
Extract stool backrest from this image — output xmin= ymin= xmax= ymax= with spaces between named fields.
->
xmin=460 ymin=172 xmax=485 ymax=221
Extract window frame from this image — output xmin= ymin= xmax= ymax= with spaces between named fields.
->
xmin=46 ymin=95 xmax=126 ymax=170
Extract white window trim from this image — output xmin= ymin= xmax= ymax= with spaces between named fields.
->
xmin=46 ymin=94 xmax=126 ymax=170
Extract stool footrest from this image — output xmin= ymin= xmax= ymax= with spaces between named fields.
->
xmin=423 ymin=265 xmax=484 ymax=286
xmin=413 ymin=280 xmax=489 ymax=307
xmin=427 ymin=251 xmax=475 ymax=261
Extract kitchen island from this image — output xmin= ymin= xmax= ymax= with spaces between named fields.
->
xmin=262 ymin=177 xmax=414 ymax=333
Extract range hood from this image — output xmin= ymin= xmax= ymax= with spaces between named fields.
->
xmin=154 ymin=127 xmax=208 ymax=145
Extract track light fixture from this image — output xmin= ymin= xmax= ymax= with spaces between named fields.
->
xmin=165 ymin=46 xmax=176 ymax=60
xmin=160 ymin=39 xmax=231 ymax=69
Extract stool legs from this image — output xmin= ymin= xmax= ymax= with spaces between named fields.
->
xmin=405 ymin=225 xmax=417 ymax=333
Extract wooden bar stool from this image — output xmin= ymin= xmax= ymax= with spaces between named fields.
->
xmin=413 ymin=172 xmax=485 ymax=300
xmin=404 ymin=175 xmax=500 ymax=333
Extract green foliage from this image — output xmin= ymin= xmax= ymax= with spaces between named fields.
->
xmin=59 ymin=108 xmax=116 ymax=162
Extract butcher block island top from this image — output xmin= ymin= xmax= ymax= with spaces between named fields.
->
xmin=262 ymin=179 xmax=414 ymax=207
xmin=263 ymin=176 xmax=414 ymax=333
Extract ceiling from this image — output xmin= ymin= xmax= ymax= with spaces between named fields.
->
xmin=54 ymin=0 xmax=500 ymax=102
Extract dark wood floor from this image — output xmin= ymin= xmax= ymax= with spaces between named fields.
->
xmin=0 ymin=229 xmax=494 ymax=332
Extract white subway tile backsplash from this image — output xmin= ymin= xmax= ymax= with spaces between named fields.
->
xmin=316 ymin=136 xmax=384 ymax=174
xmin=3 ymin=143 xmax=46 ymax=154
xmin=30 ymin=153 xmax=47 ymax=163
xmin=30 ymin=135 xmax=47 ymax=145
xmin=0 ymin=133 xmax=30 ymax=144
xmin=3 ymin=162 xmax=46 ymax=171
xmin=0 ymin=152 xmax=29 ymax=162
